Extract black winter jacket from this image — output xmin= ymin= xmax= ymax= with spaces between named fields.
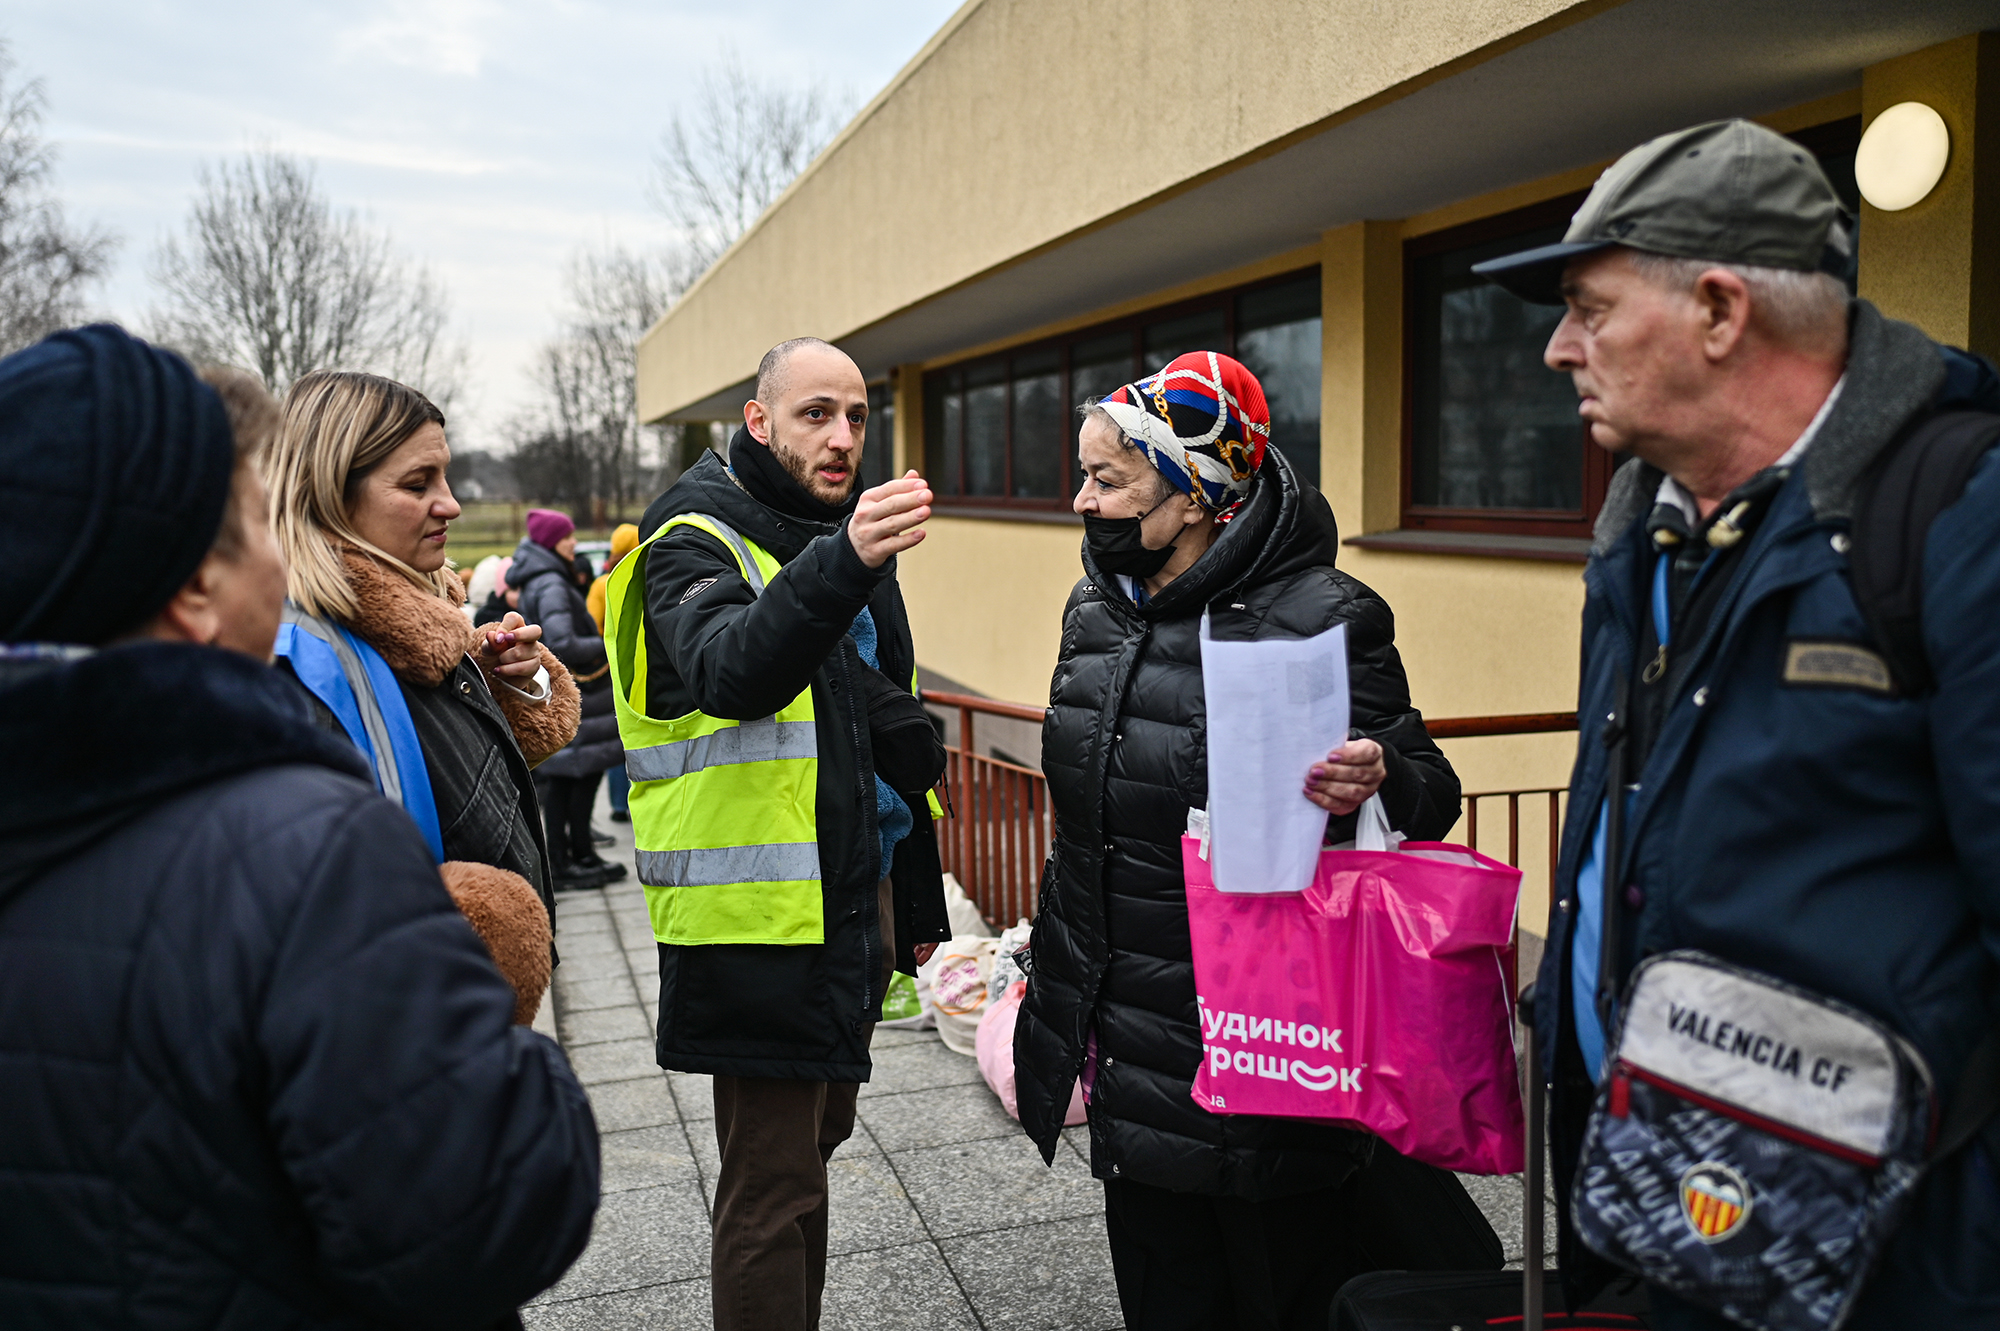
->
xmin=0 ymin=642 xmax=599 ymax=1329
xmin=1015 ymin=448 xmax=1461 ymax=1199
xmin=635 ymin=447 xmax=950 ymax=1081
xmin=512 ymin=538 xmax=621 ymax=778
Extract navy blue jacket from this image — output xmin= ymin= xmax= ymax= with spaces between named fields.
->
xmin=0 ymin=642 xmax=600 ymax=1329
xmin=1536 ymin=303 xmax=2000 ymax=1326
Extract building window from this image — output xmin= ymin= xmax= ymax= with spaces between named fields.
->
xmin=1401 ymin=118 xmax=1862 ymax=541
xmin=923 ymin=268 xmax=1322 ymax=511
xmin=861 ymin=380 xmax=895 ymax=493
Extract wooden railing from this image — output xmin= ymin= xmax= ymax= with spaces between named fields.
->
xmin=922 ymin=688 xmax=1577 ymax=928
xmin=924 ymin=691 xmax=1052 ymax=928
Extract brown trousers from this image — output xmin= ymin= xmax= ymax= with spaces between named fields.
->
xmin=709 ymin=878 xmax=894 ymax=1331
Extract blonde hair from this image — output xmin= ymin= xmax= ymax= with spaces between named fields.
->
xmin=196 ymin=365 xmax=281 ymax=561
xmin=264 ymin=369 xmax=455 ymax=621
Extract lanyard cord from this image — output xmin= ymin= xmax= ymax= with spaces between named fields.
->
xmin=1651 ymin=553 xmax=1672 ymax=649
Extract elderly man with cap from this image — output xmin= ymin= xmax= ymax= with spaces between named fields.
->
xmin=1015 ymin=352 xmax=1493 ymax=1330
xmin=1474 ymin=120 xmax=2000 ymax=1327
xmin=0 ymin=325 xmax=600 ymax=1328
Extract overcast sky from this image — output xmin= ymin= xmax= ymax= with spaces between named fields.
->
xmin=6 ymin=0 xmax=960 ymax=449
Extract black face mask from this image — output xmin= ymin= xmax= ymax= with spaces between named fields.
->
xmin=1083 ymin=494 xmax=1178 ymax=579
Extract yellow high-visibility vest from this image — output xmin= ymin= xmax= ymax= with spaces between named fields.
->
xmin=606 ymin=513 xmax=823 ymax=945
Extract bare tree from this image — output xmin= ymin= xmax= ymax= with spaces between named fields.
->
xmin=149 ymin=151 xmax=467 ymax=408
xmin=653 ymin=53 xmax=847 ymax=277
xmin=511 ymin=244 xmax=679 ymax=516
xmin=0 ymin=40 xmax=116 ymax=354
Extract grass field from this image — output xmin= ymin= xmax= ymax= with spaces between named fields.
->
xmin=445 ymin=502 xmax=647 ymax=567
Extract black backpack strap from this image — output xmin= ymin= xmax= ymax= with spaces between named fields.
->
xmin=1850 ymin=411 xmax=2000 ymax=1159
xmin=1848 ymin=410 xmax=2000 ymax=695
xmin=1936 ymin=1029 xmax=2000 ymax=1160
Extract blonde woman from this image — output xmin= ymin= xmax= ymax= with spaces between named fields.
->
xmin=264 ymin=369 xmax=581 ymax=972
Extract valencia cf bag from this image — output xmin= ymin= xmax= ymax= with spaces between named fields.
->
xmin=1572 ymin=951 xmax=1933 ymax=1331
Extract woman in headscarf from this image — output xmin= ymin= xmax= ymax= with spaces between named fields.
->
xmin=263 ymin=369 xmax=581 ymax=938
xmin=1014 ymin=352 xmax=1497 ymax=1330
xmin=508 ymin=509 xmax=627 ymax=889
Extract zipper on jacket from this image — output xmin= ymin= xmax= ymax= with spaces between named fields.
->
xmin=836 ymin=638 xmax=881 ymax=1022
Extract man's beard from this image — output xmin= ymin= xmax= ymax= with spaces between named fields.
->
xmin=769 ymin=430 xmax=857 ymax=504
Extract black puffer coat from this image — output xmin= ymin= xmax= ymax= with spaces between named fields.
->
xmin=512 ymin=537 xmax=621 ymax=778
xmin=1015 ymin=449 xmax=1461 ymax=1199
xmin=0 ymin=642 xmax=600 ymax=1328
xmin=634 ymin=448 xmax=950 ymax=1081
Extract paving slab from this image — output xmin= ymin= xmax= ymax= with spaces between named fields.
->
xmin=941 ymin=1213 xmax=1124 ymax=1331
xmin=860 ymin=1081 xmax=1023 ymax=1154
xmin=551 ymin=969 xmax=639 ymax=1014
xmin=547 ymin=928 xmax=625 ymax=960
xmin=820 ymin=1242 xmax=982 ymax=1331
xmin=556 ymin=1003 xmax=653 ymax=1049
xmin=893 ymin=1132 xmax=1104 ymax=1241
xmin=870 ymin=1024 xmax=941 ymax=1049
xmin=599 ymin=1123 xmax=701 ymax=1195
xmin=667 ymin=1069 xmax=716 ymax=1121
xmin=521 ymin=1277 xmax=710 ymax=1329
xmin=535 ymin=1181 xmax=711 ymax=1304
xmin=584 ymin=1073 xmax=680 ymax=1133
xmin=567 ymin=1036 xmax=663 ymax=1087
xmin=825 ymin=1151 xmax=929 ymax=1256
xmin=859 ymin=1038 xmax=985 ymax=1099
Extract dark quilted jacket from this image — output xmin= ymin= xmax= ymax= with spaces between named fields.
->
xmin=1014 ymin=448 xmax=1461 ymax=1199
xmin=0 ymin=643 xmax=600 ymax=1329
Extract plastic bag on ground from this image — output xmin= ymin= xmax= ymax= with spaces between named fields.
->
xmin=879 ymin=970 xmax=932 ymax=1028
xmin=921 ymin=934 xmax=997 ymax=1054
xmin=987 ymin=918 xmax=1033 ymax=997
xmin=941 ymin=873 xmax=995 ymax=938
xmin=977 ymin=979 xmax=1087 ymax=1126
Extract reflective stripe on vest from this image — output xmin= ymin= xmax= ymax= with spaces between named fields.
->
xmin=605 ymin=512 xmax=824 ymax=946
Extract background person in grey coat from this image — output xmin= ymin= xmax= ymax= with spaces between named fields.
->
xmin=513 ymin=508 xmax=627 ymax=889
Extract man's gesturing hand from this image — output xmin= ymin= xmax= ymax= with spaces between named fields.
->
xmin=849 ymin=471 xmax=932 ymax=569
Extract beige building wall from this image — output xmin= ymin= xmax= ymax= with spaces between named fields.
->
xmin=637 ymin=0 xmax=1602 ymax=420
xmin=898 ymin=517 xmax=1080 ymax=708
xmin=1858 ymin=33 xmax=2000 ymax=361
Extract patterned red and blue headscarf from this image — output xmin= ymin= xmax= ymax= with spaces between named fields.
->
xmin=1097 ymin=351 xmax=1270 ymax=513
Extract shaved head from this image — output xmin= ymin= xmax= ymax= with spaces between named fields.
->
xmin=744 ymin=338 xmax=870 ymax=505
xmin=756 ymin=337 xmax=846 ymax=404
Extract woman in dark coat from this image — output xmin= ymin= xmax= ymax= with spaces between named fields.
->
xmin=1014 ymin=353 xmax=1500 ymax=1330
xmin=263 ymin=371 xmax=583 ymax=981
xmin=511 ymin=509 xmax=628 ymax=888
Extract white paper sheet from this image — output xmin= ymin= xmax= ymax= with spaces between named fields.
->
xmin=1199 ymin=615 xmax=1350 ymax=894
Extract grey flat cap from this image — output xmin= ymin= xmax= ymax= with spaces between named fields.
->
xmin=1473 ymin=119 xmax=1856 ymax=305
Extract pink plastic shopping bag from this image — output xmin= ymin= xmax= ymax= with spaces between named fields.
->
xmin=1182 ymin=807 xmax=1526 ymax=1174
xmin=976 ymin=981 xmax=1087 ymax=1126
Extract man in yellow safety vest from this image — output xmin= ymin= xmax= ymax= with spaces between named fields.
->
xmin=607 ymin=337 xmax=950 ymax=1331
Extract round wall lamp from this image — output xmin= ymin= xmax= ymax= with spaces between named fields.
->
xmin=1855 ymin=101 xmax=1951 ymax=211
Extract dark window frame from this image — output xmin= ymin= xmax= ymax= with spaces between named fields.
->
xmin=1398 ymin=116 xmax=1865 ymax=542
xmin=1399 ymin=189 xmax=1603 ymax=541
xmin=922 ymin=265 xmax=1322 ymax=513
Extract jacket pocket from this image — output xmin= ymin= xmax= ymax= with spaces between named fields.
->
xmin=439 ymin=741 xmax=520 ymax=863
